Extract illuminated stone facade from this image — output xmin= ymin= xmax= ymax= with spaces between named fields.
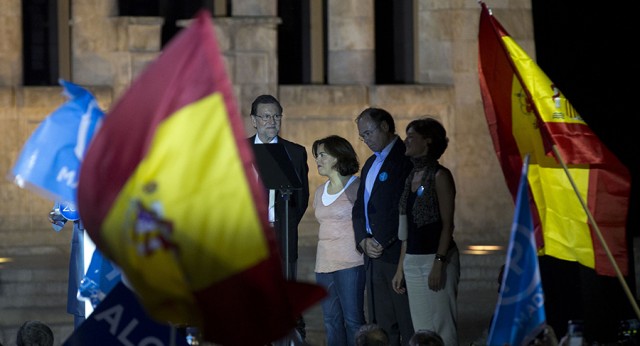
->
xmin=0 ymin=0 xmax=535 ymax=343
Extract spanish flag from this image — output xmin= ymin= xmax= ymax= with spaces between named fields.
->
xmin=477 ymin=3 xmax=631 ymax=277
xmin=77 ymin=10 xmax=325 ymax=345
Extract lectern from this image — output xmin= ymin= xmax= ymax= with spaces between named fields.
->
xmin=252 ymin=143 xmax=302 ymax=281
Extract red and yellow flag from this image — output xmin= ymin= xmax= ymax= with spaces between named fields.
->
xmin=77 ymin=10 xmax=325 ymax=345
xmin=477 ymin=3 xmax=631 ymax=277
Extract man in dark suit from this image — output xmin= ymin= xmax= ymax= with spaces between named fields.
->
xmin=248 ymin=94 xmax=309 ymax=280
xmin=248 ymin=95 xmax=310 ymax=341
xmin=352 ymin=107 xmax=414 ymax=345
xmin=48 ymin=205 xmax=86 ymax=329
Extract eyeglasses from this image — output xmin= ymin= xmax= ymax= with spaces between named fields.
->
xmin=253 ymin=114 xmax=282 ymax=122
xmin=359 ymin=126 xmax=379 ymax=141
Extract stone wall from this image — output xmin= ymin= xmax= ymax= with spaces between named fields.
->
xmin=0 ymin=0 xmax=22 ymax=86
xmin=0 ymin=0 xmax=543 ymax=343
xmin=72 ymin=0 xmax=163 ymax=100
xmin=279 ymin=84 xmax=454 ymax=207
xmin=0 ymin=0 xmax=539 ymax=250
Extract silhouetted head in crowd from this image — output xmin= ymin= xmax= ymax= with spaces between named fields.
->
xmin=16 ymin=320 xmax=54 ymax=346
xmin=409 ymin=329 xmax=445 ymax=346
xmin=355 ymin=323 xmax=390 ymax=346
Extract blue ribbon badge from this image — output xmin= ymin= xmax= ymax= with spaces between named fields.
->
xmin=378 ymin=172 xmax=388 ymax=182
xmin=57 ymin=200 xmax=80 ymax=221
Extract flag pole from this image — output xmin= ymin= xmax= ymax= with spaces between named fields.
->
xmin=551 ymin=145 xmax=640 ymax=320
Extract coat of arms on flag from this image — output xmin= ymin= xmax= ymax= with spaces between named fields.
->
xmin=76 ymin=10 xmax=325 ymax=346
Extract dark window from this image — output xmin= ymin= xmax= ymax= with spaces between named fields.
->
xmin=158 ymin=0 xmax=214 ymax=46
xmin=278 ymin=0 xmax=307 ymax=84
xmin=375 ymin=0 xmax=414 ymax=84
xmin=117 ymin=0 xmax=161 ymax=16
xmin=22 ymin=0 xmax=59 ymax=86
xmin=278 ymin=0 xmax=327 ymax=84
xmin=117 ymin=0 xmax=217 ymax=47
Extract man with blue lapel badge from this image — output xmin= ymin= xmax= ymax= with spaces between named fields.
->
xmin=352 ymin=107 xmax=415 ymax=345
xmin=48 ymin=201 xmax=87 ymax=329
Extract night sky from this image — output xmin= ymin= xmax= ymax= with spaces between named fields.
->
xmin=517 ymin=3 xmax=638 ymax=335
xmin=531 ymin=1 xmax=638 ymax=236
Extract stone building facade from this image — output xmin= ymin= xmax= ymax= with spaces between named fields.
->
xmin=0 ymin=0 xmax=536 ymax=344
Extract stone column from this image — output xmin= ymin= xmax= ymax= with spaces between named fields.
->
xmin=326 ymin=0 xmax=374 ymax=85
xmin=0 ymin=0 xmax=22 ymax=86
xmin=109 ymin=16 xmax=164 ymax=99
xmin=71 ymin=0 xmax=119 ymax=86
xmin=72 ymin=0 xmax=162 ymax=99
xmin=214 ymin=0 xmax=280 ymax=134
xmin=206 ymin=16 xmax=280 ymax=134
xmin=415 ymin=1 xmax=454 ymax=84
xmin=231 ymin=0 xmax=277 ymax=16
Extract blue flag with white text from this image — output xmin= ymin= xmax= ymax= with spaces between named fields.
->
xmin=64 ymin=281 xmax=189 ymax=346
xmin=78 ymin=249 xmax=123 ymax=309
xmin=10 ymin=79 xmax=104 ymax=206
xmin=488 ymin=154 xmax=546 ymax=346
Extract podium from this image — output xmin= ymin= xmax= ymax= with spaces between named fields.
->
xmin=252 ymin=143 xmax=302 ymax=280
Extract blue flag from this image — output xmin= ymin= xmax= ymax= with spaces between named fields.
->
xmin=11 ymin=79 xmax=104 ymax=205
xmin=63 ymin=281 xmax=189 ymax=346
xmin=488 ymin=154 xmax=546 ymax=346
xmin=78 ymin=249 xmax=123 ymax=309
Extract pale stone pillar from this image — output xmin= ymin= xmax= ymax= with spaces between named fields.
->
xmin=415 ymin=1 xmax=453 ymax=84
xmin=326 ymin=0 xmax=374 ymax=85
xmin=72 ymin=0 xmax=162 ymax=99
xmin=0 ymin=0 xmax=22 ymax=86
xmin=215 ymin=0 xmax=280 ymax=135
xmin=210 ymin=17 xmax=281 ymax=134
xmin=72 ymin=0 xmax=119 ymax=86
xmin=231 ymin=0 xmax=277 ymax=16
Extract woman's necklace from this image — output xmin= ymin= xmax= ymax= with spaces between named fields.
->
xmin=410 ymin=155 xmax=436 ymax=198
xmin=412 ymin=169 xmax=427 ymax=197
xmin=415 ymin=168 xmax=430 ymax=197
